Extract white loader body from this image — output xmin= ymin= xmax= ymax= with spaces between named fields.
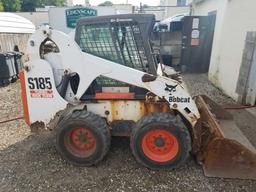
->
xmin=21 ymin=26 xmax=199 ymax=127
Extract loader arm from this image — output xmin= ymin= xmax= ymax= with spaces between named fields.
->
xmin=25 ymin=26 xmax=199 ymax=126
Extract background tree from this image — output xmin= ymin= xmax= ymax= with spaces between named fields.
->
xmin=1 ymin=0 xmax=66 ymax=12
xmin=21 ymin=0 xmax=39 ymax=12
xmin=21 ymin=0 xmax=66 ymax=12
xmin=39 ymin=0 xmax=66 ymax=7
xmin=98 ymin=1 xmax=113 ymax=6
xmin=2 ymin=0 xmax=21 ymax=12
xmin=0 ymin=0 xmax=4 ymax=11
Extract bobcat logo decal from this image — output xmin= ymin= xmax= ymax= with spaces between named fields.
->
xmin=165 ymin=84 xmax=178 ymax=95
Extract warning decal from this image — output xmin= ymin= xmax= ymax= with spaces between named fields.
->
xmin=30 ymin=90 xmax=53 ymax=98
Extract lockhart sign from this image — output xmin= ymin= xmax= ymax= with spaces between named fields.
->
xmin=66 ymin=7 xmax=97 ymax=28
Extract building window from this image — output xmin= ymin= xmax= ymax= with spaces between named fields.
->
xmin=177 ymin=0 xmax=187 ymax=6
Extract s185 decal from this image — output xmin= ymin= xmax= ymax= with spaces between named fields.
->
xmin=28 ymin=77 xmax=52 ymax=90
xmin=27 ymin=77 xmax=53 ymax=98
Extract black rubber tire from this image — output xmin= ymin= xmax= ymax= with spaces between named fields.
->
xmin=55 ymin=110 xmax=111 ymax=166
xmin=130 ymin=112 xmax=191 ymax=170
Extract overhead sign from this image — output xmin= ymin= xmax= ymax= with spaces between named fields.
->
xmin=65 ymin=7 xmax=97 ymax=28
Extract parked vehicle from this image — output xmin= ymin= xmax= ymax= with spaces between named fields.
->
xmin=154 ymin=13 xmax=189 ymax=32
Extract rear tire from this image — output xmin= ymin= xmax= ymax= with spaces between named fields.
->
xmin=56 ymin=110 xmax=111 ymax=166
xmin=130 ymin=113 xmax=191 ymax=169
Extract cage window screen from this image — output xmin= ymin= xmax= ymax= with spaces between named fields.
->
xmin=111 ymin=21 xmax=148 ymax=72
xmin=79 ymin=24 xmax=120 ymax=62
xmin=78 ymin=21 xmax=149 ymax=86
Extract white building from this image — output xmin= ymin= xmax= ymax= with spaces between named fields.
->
xmin=191 ymin=0 xmax=256 ymax=105
xmin=67 ymin=0 xmax=73 ymax=6
xmin=161 ymin=0 xmax=190 ymax=6
xmin=72 ymin=0 xmax=90 ymax=6
xmin=49 ymin=5 xmax=133 ymax=34
xmin=16 ymin=12 xmax=49 ymax=27
xmin=0 ymin=13 xmax=35 ymax=53
xmin=156 ymin=0 xmax=191 ymax=20
xmin=112 ymin=4 xmax=133 ymax=14
xmin=85 ymin=0 xmax=90 ymax=7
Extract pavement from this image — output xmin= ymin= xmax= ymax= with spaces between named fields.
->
xmin=247 ymin=108 xmax=256 ymax=118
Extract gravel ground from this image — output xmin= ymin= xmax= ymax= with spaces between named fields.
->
xmin=1 ymin=74 xmax=256 ymax=192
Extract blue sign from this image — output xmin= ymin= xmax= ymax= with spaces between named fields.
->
xmin=66 ymin=7 xmax=97 ymax=28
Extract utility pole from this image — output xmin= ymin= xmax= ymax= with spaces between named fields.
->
xmin=140 ymin=2 xmax=143 ymax=13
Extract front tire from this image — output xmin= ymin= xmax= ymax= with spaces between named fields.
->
xmin=130 ymin=113 xmax=191 ymax=169
xmin=56 ymin=110 xmax=111 ymax=166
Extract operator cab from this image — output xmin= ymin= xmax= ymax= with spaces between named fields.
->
xmin=73 ymin=14 xmax=158 ymax=100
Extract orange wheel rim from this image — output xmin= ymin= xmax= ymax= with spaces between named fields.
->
xmin=64 ymin=127 xmax=96 ymax=158
xmin=142 ymin=129 xmax=179 ymax=163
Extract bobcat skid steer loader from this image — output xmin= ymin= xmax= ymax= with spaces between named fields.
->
xmin=20 ymin=14 xmax=256 ymax=179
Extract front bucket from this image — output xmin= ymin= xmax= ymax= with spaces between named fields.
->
xmin=193 ymin=95 xmax=256 ymax=180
